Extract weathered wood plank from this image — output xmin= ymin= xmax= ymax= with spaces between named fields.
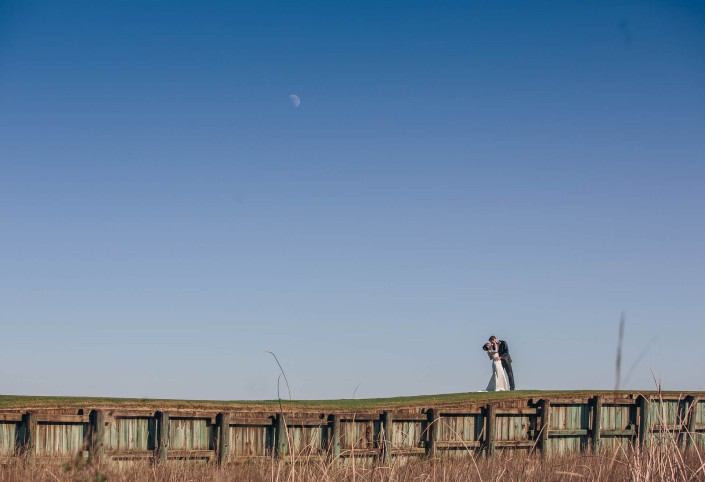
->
xmin=686 ymin=396 xmax=700 ymax=450
xmin=434 ymin=440 xmax=482 ymax=449
xmin=438 ymin=409 xmax=484 ymax=416
xmin=157 ymin=411 xmax=169 ymax=461
xmin=111 ymin=411 xmax=215 ymax=422
xmin=216 ymin=413 xmax=230 ymax=465
xmin=107 ymin=410 xmax=157 ymax=418
xmin=229 ymin=455 xmax=272 ymax=461
xmin=388 ymin=413 xmax=428 ymax=421
xmin=337 ymin=413 xmax=382 ymax=421
xmin=485 ymin=404 xmax=495 ymax=456
xmin=286 ymin=418 xmax=329 ymax=426
xmin=107 ymin=449 xmax=215 ymax=460
xmin=229 ymin=417 xmax=273 ymax=426
xmin=0 ymin=414 xmax=23 ymax=422
xmin=168 ymin=449 xmax=215 ymax=459
xmin=275 ymin=414 xmax=286 ymax=457
xmin=392 ymin=447 xmax=426 ymax=456
xmin=592 ymin=396 xmax=602 ymax=453
xmin=168 ymin=412 xmax=217 ymax=423
xmin=551 ymin=429 xmax=589 ymax=436
xmin=548 ymin=398 xmax=591 ymax=404
xmin=494 ymin=408 xmax=538 ymax=415
xmin=381 ymin=412 xmax=392 ymax=463
xmin=602 ymin=429 xmax=636 ymax=436
xmin=89 ymin=410 xmax=105 ymax=465
xmin=604 ymin=399 xmax=638 ymax=406
xmin=495 ymin=440 xmax=536 ymax=448
xmin=426 ymin=409 xmax=439 ymax=459
xmin=106 ymin=449 xmax=154 ymax=459
xmin=338 ymin=448 xmax=380 ymax=457
xmin=539 ymin=400 xmax=550 ymax=456
xmin=330 ymin=415 xmax=340 ymax=459
xmin=35 ymin=414 xmax=90 ymax=423
xmin=638 ymin=396 xmax=650 ymax=448
xmin=25 ymin=412 xmax=38 ymax=461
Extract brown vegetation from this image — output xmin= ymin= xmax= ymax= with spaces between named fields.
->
xmin=2 ymin=440 xmax=703 ymax=482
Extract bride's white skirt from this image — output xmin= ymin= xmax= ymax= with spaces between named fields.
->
xmin=486 ymin=360 xmax=510 ymax=392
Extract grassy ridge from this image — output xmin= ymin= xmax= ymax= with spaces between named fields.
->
xmin=0 ymin=390 xmax=692 ymax=411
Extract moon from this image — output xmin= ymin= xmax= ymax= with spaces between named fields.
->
xmin=289 ymin=94 xmax=301 ymax=108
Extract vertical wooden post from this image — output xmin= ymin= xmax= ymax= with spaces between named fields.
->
xmin=329 ymin=415 xmax=340 ymax=460
xmin=23 ymin=411 xmax=37 ymax=462
xmin=591 ymin=396 xmax=602 ymax=453
xmin=485 ymin=404 xmax=496 ymax=456
xmin=275 ymin=414 xmax=287 ymax=458
xmin=678 ymin=397 xmax=690 ymax=450
xmin=539 ymin=400 xmax=551 ymax=456
xmin=638 ymin=396 xmax=650 ymax=448
xmin=156 ymin=411 xmax=169 ymax=461
xmin=216 ymin=413 xmax=230 ymax=466
xmin=426 ymin=409 xmax=439 ymax=459
xmin=381 ymin=411 xmax=393 ymax=463
xmin=685 ymin=397 xmax=699 ymax=450
xmin=89 ymin=409 xmax=105 ymax=465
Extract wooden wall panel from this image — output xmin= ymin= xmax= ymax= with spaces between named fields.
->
xmin=340 ymin=420 xmax=378 ymax=451
xmin=649 ymin=400 xmax=679 ymax=427
xmin=600 ymin=404 xmax=635 ymax=450
xmin=495 ymin=415 xmax=530 ymax=442
xmin=169 ymin=418 xmax=212 ymax=451
xmin=0 ymin=422 xmax=18 ymax=458
xmin=111 ymin=417 xmax=155 ymax=452
xmin=284 ymin=426 xmax=326 ymax=456
xmin=692 ymin=401 xmax=705 ymax=449
xmin=438 ymin=415 xmax=482 ymax=443
xmin=548 ymin=404 xmax=589 ymax=454
xmin=229 ymin=425 xmax=271 ymax=459
xmin=35 ymin=422 xmax=87 ymax=457
xmin=390 ymin=420 xmax=425 ymax=450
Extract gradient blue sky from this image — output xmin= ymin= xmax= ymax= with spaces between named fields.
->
xmin=1 ymin=1 xmax=704 ymax=400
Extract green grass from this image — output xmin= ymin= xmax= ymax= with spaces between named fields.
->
xmin=0 ymin=390 xmax=694 ymax=411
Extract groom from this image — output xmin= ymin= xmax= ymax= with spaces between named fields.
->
xmin=489 ymin=335 xmax=515 ymax=390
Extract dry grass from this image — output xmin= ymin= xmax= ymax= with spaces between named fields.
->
xmin=2 ymin=442 xmax=703 ymax=482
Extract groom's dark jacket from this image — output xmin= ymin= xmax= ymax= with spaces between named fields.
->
xmin=497 ymin=340 xmax=512 ymax=363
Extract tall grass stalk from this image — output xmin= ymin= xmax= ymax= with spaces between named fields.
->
xmin=1 ymin=439 xmax=702 ymax=481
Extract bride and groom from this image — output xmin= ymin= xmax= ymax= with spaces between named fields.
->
xmin=483 ymin=335 xmax=515 ymax=391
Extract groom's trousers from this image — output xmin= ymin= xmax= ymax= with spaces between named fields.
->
xmin=502 ymin=360 xmax=515 ymax=390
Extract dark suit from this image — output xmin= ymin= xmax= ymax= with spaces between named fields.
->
xmin=496 ymin=340 xmax=515 ymax=390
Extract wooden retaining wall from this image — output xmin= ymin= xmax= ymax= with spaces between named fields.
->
xmin=1 ymin=393 xmax=703 ymax=465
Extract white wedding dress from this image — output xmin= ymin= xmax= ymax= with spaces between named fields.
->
xmin=485 ymin=349 xmax=510 ymax=392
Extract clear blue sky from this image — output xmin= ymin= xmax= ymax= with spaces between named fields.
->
xmin=1 ymin=0 xmax=704 ymax=400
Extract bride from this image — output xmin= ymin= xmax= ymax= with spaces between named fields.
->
xmin=483 ymin=342 xmax=510 ymax=391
